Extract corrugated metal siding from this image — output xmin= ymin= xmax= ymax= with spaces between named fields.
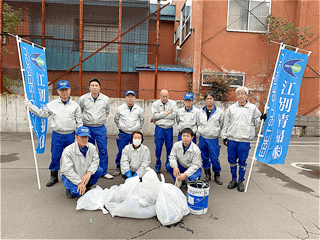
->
xmin=26 ymin=2 xmax=150 ymax=72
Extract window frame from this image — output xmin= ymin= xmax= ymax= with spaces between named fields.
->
xmin=179 ymin=0 xmax=192 ymax=46
xmin=227 ymin=0 xmax=271 ymax=33
xmin=201 ymin=72 xmax=245 ymax=88
xmin=83 ymin=23 xmax=119 ymax=54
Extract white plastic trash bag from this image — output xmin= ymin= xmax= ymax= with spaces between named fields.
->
xmin=105 ymin=172 xmax=158 ymax=219
xmin=156 ymin=174 xmax=190 ymax=226
xmin=76 ymin=185 xmax=109 ymax=214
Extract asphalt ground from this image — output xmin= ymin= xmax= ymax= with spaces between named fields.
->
xmin=1 ymin=132 xmax=319 ymax=239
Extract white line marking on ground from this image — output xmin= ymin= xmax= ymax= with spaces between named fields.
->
xmin=291 ymin=162 xmax=320 ymax=171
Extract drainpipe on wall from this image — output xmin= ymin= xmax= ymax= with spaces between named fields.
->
xmin=154 ymin=0 xmax=160 ymax=99
xmin=117 ymin=0 xmax=122 ymax=98
xmin=192 ymin=0 xmax=204 ymax=99
xmin=0 ymin=0 xmax=3 ymax=94
xmin=79 ymin=0 xmax=83 ymax=96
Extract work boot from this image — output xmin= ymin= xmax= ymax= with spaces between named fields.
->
xmin=46 ymin=170 xmax=58 ymax=187
xmin=204 ymin=169 xmax=211 ymax=182
xmin=227 ymin=179 xmax=238 ymax=189
xmin=66 ymin=189 xmax=76 ymax=199
xmin=237 ymin=181 xmax=245 ymax=192
xmin=113 ymin=165 xmax=121 ymax=176
xmin=214 ymin=172 xmax=223 ymax=185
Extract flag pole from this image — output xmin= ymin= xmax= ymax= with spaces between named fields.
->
xmin=244 ymin=42 xmax=285 ymax=193
xmin=16 ymin=35 xmax=41 ymax=190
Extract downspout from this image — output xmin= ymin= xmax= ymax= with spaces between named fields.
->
xmin=154 ymin=0 xmax=160 ymax=99
xmin=79 ymin=0 xmax=83 ymax=95
xmin=117 ymin=0 xmax=122 ymax=98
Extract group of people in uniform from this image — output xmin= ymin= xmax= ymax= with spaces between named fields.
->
xmin=25 ymin=78 xmax=266 ymax=198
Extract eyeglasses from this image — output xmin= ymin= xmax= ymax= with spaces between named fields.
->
xmin=160 ymin=95 xmax=169 ymax=98
xmin=236 ymin=92 xmax=247 ymax=96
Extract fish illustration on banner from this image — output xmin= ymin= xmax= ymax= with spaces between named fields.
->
xmin=256 ymin=48 xmax=309 ymax=164
xmin=19 ymin=41 xmax=49 ymax=154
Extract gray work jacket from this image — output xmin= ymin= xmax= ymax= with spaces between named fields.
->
xmin=61 ymin=141 xmax=100 ymax=185
xmin=169 ymin=141 xmax=202 ymax=177
xmin=120 ymin=144 xmax=151 ymax=178
xmin=197 ymin=106 xmax=224 ymax=139
xmin=114 ymin=104 xmax=144 ymax=134
xmin=28 ymin=97 xmax=82 ymax=134
xmin=78 ymin=92 xmax=110 ymax=127
xmin=176 ymin=106 xmax=199 ymax=133
xmin=221 ymin=101 xmax=261 ymax=142
xmin=152 ymin=99 xmax=178 ymax=129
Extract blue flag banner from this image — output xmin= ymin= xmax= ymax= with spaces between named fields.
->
xmin=19 ymin=41 xmax=49 ymax=154
xmin=256 ymin=48 xmax=309 ymax=164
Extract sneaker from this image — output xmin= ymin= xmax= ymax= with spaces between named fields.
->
xmin=102 ymin=173 xmax=114 ymax=179
xmin=113 ymin=166 xmax=121 ymax=176
xmin=227 ymin=180 xmax=238 ymax=189
xmin=237 ymin=181 xmax=245 ymax=192
xmin=66 ymin=189 xmax=76 ymax=199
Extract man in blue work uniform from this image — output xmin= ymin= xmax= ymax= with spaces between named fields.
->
xmin=221 ymin=86 xmax=265 ymax=192
xmin=151 ymin=89 xmax=178 ymax=173
xmin=113 ymin=90 xmax=144 ymax=176
xmin=78 ymin=78 xmax=113 ymax=179
xmin=25 ymin=80 xmax=82 ymax=187
xmin=166 ymin=128 xmax=202 ymax=188
xmin=61 ymin=126 xmax=104 ymax=199
xmin=197 ymin=91 xmax=224 ymax=185
xmin=176 ymin=92 xmax=199 ymax=144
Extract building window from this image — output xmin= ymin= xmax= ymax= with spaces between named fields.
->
xmin=83 ymin=23 xmax=118 ymax=53
xmin=202 ymin=72 xmax=245 ymax=87
xmin=227 ymin=0 xmax=271 ymax=33
xmin=180 ymin=0 xmax=192 ymax=45
xmin=174 ymin=25 xmax=180 ymax=44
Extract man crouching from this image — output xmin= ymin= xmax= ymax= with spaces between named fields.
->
xmin=166 ymin=128 xmax=202 ymax=188
xmin=61 ymin=126 xmax=104 ymax=199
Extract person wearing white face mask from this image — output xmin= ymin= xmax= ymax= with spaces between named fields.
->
xmin=120 ymin=131 xmax=151 ymax=180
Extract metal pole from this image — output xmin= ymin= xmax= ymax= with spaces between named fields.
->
xmin=15 ymin=36 xmax=41 ymax=190
xmin=49 ymin=3 xmax=170 ymax=86
xmin=154 ymin=0 xmax=160 ymax=99
xmin=244 ymin=42 xmax=285 ymax=193
xmin=41 ymin=0 xmax=45 ymax=47
xmin=79 ymin=0 xmax=83 ymax=96
xmin=117 ymin=0 xmax=122 ymax=98
xmin=0 ymin=0 xmax=3 ymax=94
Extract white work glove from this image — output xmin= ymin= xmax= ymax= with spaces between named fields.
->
xmin=24 ymin=98 xmax=33 ymax=108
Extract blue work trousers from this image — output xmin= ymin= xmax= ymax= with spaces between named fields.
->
xmin=61 ymin=167 xmax=104 ymax=197
xmin=50 ymin=131 xmax=75 ymax=171
xmin=154 ymin=126 xmax=173 ymax=171
xmin=178 ymin=132 xmax=197 ymax=144
xmin=227 ymin=140 xmax=251 ymax=182
xmin=86 ymin=125 xmax=109 ymax=175
xmin=166 ymin=162 xmax=202 ymax=182
xmin=115 ymin=131 xmax=132 ymax=166
xmin=199 ymin=136 xmax=221 ymax=172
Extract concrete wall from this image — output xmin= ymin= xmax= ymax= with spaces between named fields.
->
xmin=2 ymin=94 xmax=319 ymax=137
xmin=0 ymin=94 xmax=231 ymax=136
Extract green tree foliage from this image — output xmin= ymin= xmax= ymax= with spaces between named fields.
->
xmin=262 ymin=15 xmax=314 ymax=48
xmin=3 ymin=3 xmax=23 ymax=35
xmin=204 ymin=73 xmax=236 ymax=102
xmin=2 ymin=3 xmax=23 ymax=93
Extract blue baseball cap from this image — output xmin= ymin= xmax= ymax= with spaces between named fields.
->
xmin=76 ymin=126 xmax=91 ymax=137
xmin=126 ymin=90 xmax=136 ymax=96
xmin=57 ymin=80 xmax=70 ymax=90
xmin=184 ymin=93 xmax=193 ymax=101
